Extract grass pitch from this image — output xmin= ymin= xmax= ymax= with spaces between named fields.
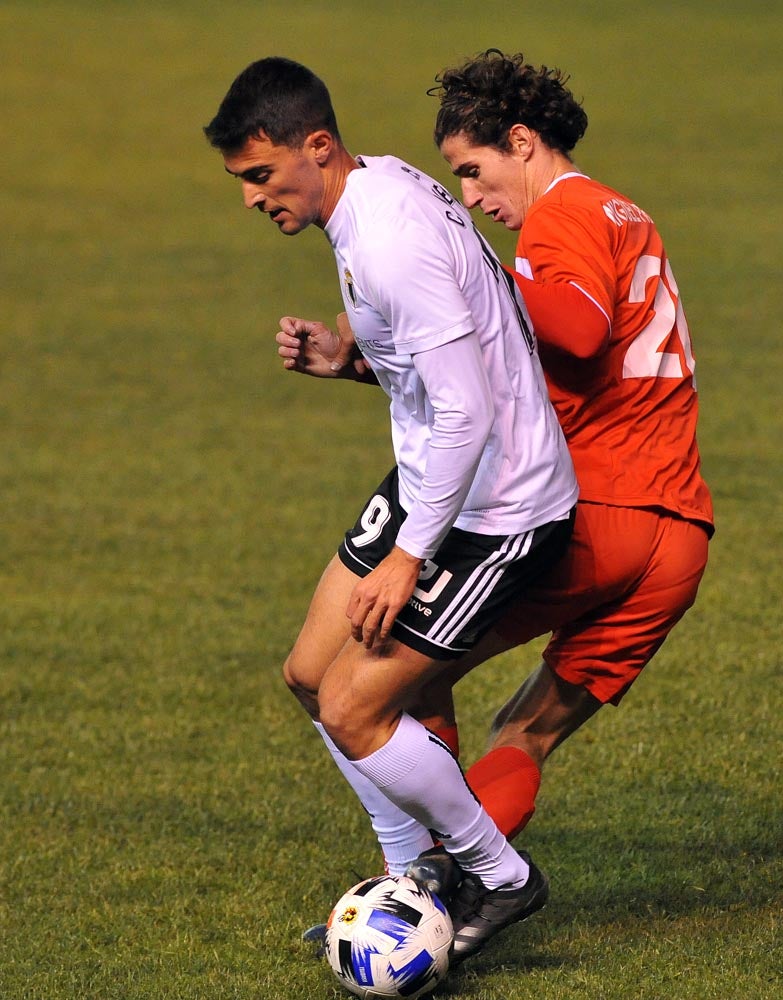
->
xmin=2 ymin=2 xmax=781 ymax=998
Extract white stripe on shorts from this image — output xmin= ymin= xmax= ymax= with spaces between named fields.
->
xmin=428 ymin=530 xmax=534 ymax=646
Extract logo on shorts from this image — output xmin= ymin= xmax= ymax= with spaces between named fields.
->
xmin=406 ymin=596 xmax=433 ymax=617
xmin=412 ymin=560 xmax=453 ymax=604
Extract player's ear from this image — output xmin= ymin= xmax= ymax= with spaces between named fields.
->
xmin=308 ymin=130 xmax=334 ymax=165
xmin=508 ymin=123 xmax=535 ymax=160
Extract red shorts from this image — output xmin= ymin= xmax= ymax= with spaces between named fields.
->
xmin=493 ymin=502 xmax=710 ymax=705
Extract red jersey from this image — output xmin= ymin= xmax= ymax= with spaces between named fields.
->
xmin=515 ymin=174 xmax=713 ymax=533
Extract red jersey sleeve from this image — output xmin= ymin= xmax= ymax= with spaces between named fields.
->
xmin=507 ymin=268 xmax=610 ymax=360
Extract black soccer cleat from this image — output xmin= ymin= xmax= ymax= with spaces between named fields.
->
xmin=404 ymin=845 xmax=463 ymax=905
xmin=301 ymin=922 xmax=327 ymax=959
xmin=448 ymin=850 xmax=549 ymax=962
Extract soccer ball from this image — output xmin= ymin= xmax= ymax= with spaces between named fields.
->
xmin=325 ymin=874 xmax=453 ymax=999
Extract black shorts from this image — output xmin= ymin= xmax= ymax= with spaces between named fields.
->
xmin=338 ymin=467 xmax=574 ymax=660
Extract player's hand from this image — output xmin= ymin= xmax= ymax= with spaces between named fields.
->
xmin=276 ymin=315 xmax=352 ymax=377
xmin=346 ymin=546 xmax=424 ymax=649
xmin=276 ymin=314 xmax=370 ymax=379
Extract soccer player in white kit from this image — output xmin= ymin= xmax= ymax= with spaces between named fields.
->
xmin=204 ymin=56 xmax=578 ymax=961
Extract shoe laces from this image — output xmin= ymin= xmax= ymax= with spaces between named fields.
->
xmin=450 ymin=874 xmax=489 ymax=921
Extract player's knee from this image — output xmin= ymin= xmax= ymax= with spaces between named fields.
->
xmin=318 ymin=685 xmax=377 ymax=759
xmin=317 ymin=690 xmax=352 ymax=748
xmin=282 ymin=654 xmax=320 ymax=718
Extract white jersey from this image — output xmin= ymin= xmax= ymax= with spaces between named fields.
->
xmin=325 ymin=155 xmax=578 ymax=560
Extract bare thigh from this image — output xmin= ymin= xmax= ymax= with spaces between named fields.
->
xmin=410 ymin=628 xmax=518 ymax=730
xmin=284 ymin=555 xmax=457 ymax=749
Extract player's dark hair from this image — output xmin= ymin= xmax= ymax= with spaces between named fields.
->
xmin=204 ymin=56 xmax=341 ymax=152
xmin=431 ymin=49 xmax=587 ymax=156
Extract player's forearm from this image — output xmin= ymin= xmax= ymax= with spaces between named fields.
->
xmin=339 ymin=357 xmax=380 ymax=385
xmin=395 ymin=432 xmax=487 ymax=560
xmin=334 ymin=311 xmax=380 ymax=384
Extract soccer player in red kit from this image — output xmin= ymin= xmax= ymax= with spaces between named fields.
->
xmin=409 ymin=49 xmax=713 ymax=859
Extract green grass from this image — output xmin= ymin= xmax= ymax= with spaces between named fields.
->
xmin=2 ymin=1 xmax=781 ymax=997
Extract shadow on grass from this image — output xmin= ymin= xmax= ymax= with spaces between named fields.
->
xmin=532 ymin=780 xmax=782 ymax=924
xmin=426 ymin=779 xmax=783 ymax=982
xmin=437 ymin=950 xmax=571 ymax=993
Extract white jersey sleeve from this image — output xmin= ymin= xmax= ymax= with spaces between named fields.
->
xmin=394 ymin=332 xmax=495 ymax=559
xmin=352 ymin=215 xmax=494 ymax=558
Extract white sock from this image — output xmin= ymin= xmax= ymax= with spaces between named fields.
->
xmin=313 ymin=721 xmax=434 ymax=874
xmin=351 ymin=713 xmax=529 ymax=890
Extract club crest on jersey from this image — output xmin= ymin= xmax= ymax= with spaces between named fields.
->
xmin=343 ymin=268 xmax=357 ymax=308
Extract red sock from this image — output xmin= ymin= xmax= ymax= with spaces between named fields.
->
xmin=431 ymin=724 xmax=460 ymax=759
xmin=466 ymin=746 xmax=541 ymax=840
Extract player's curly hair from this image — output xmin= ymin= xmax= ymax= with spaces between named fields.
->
xmin=431 ymin=49 xmax=588 ymax=156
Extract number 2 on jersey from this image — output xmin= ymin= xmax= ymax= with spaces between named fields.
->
xmin=623 ymin=254 xmax=697 ymax=387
